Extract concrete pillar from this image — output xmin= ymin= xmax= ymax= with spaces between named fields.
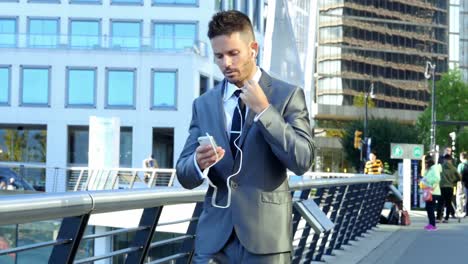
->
xmin=45 ymin=122 xmax=67 ymax=192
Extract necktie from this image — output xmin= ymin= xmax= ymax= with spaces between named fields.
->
xmin=229 ymin=90 xmax=246 ymax=157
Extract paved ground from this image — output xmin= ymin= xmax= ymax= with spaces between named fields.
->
xmin=319 ymin=210 xmax=468 ymax=264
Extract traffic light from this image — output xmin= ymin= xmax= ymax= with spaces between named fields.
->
xmin=354 ymin=130 xmax=363 ymax=149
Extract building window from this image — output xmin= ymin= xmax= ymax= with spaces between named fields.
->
xmin=111 ymin=0 xmax=142 ymax=5
xmin=70 ymin=19 xmax=100 ymax=48
xmin=111 ymin=21 xmax=141 ymax=49
xmin=120 ymin=127 xmax=132 ymax=167
xmin=0 ymin=66 xmax=10 ymax=105
xmin=153 ymin=0 xmax=197 ymax=5
xmin=152 ymin=70 xmax=177 ymax=109
xmin=68 ymin=126 xmax=132 ymax=167
xmin=28 ymin=0 xmax=60 ymax=3
xmin=0 ymin=125 xmax=47 ymax=163
xmin=0 ymin=18 xmax=17 ymax=47
xmin=199 ymin=74 xmax=208 ymax=96
xmin=28 ymin=18 xmax=59 ymax=47
xmin=21 ymin=66 xmax=50 ymax=106
xmin=153 ymin=22 xmax=196 ymax=50
xmin=68 ymin=126 xmax=89 ymax=165
xmin=106 ymin=69 xmax=135 ymax=108
xmin=69 ymin=0 xmax=101 ymax=4
xmin=152 ymin=128 xmax=173 ymax=168
xmin=67 ymin=67 xmax=96 ymax=107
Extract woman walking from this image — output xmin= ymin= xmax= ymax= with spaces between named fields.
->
xmin=421 ymin=154 xmax=441 ymax=231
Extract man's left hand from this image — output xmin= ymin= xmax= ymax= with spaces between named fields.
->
xmin=240 ymin=79 xmax=270 ymax=114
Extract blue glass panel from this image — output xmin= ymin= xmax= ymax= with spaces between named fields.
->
xmin=68 ymin=69 xmax=95 ymax=105
xmin=174 ymin=24 xmax=196 ymax=49
xmin=153 ymin=71 xmax=176 ymax=107
xmin=70 ymin=0 xmax=100 ymax=3
xmin=153 ymin=0 xmax=196 ymax=4
xmin=111 ymin=22 xmax=141 ymax=49
xmin=154 ymin=23 xmax=195 ymax=50
xmin=0 ymin=68 xmax=8 ymax=103
xmin=112 ymin=0 xmax=141 ymax=4
xmin=70 ymin=21 xmax=99 ymax=48
xmin=29 ymin=19 xmax=58 ymax=47
xmin=22 ymin=68 xmax=49 ymax=105
xmin=154 ymin=24 xmax=174 ymax=49
xmin=108 ymin=70 xmax=134 ymax=106
xmin=0 ymin=19 xmax=16 ymax=47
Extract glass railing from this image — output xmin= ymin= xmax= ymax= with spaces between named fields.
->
xmin=0 ymin=33 xmax=208 ymax=56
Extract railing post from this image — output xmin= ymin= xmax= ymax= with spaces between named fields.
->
xmin=49 ymin=214 xmax=91 ymax=264
xmin=176 ymin=202 xmax=204 ymax=264
xmin=125 ymin=206 xmax=163 ymax=264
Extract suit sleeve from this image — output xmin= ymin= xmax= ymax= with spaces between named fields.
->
xmin=176 ymin=100 xmax=205 ymax=189
xmin=256 ymin=87 xmax=314 ymax=175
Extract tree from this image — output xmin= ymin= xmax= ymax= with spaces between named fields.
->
xmin=416 ymin=70 xmax=468 ymax=153
xmin=341 ymin=118 xmax=418 ymax=172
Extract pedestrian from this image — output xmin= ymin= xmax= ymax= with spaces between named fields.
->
xmin=437 ymin=154 xmax=461 ymax=223
xmin=176 ymin=10 xmax=314 ymax=263
xmin=142 ymin=154 xmax=158 ymax=183
xmin=0 ymin=181 xmax=6 ymax=190
xmin=457 ymin=151 xmax=468 ymax=214
xmin=364 ymin=150 xmax=383 ymax=174
xmin=421 ymin=154 xmax=440 ymax=231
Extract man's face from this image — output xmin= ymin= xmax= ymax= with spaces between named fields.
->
xmin=370 ymin=153 xmax=376 ymax=161
xmin=210 ymin=32 xmax=257 ymax=87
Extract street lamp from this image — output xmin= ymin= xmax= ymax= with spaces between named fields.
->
xmin=363 ymin=82 xmax=375 ymax=161
xmin=424 ymin=61 xmax=436 ymax=152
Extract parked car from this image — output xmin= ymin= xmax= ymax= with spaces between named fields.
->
xmin=0 ymin=168 xmax=35 ymax=191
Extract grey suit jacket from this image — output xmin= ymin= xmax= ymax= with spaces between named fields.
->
xmin=176 ymin=70 xmax=314 ymax=255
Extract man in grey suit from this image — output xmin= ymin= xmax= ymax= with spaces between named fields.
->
xmin=177 ymin=10 xmax=314 ymax=263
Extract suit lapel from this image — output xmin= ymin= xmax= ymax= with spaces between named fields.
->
xmin=238 ymin=71 xmax=273 ymax=149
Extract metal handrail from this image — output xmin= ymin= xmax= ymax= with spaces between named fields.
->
xmin=0 ymin=176 xmax=394 ymax=227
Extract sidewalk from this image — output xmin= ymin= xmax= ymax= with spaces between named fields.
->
xmin=319 ymin=210 xmax=468 ymax=264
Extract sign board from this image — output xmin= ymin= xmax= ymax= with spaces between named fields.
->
xmin=390 ymin=143 xmax=424 ymax=160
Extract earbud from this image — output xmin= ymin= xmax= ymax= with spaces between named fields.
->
xmin=251 ymin=50 xmax=256 ymax=58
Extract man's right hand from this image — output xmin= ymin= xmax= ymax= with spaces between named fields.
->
xmin=196 ymin=145 xmax=225 ymax=170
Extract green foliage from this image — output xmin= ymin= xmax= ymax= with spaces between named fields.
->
xmin=353 ymin=92 xmax=375 ymax=108
xmin=416 ymin=70 xmax=468 ymax=153
xmin=341 ymin=118 xmax=418 ymax=172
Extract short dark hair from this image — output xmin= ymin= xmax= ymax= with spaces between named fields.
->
xmin=208 ymin=10 xmax=254 ymax=40
xmin=444 ymin=154 xmax=452 ymax=160
xmin=425 ymin=153 xmax=435 ymax=169
xmin=461 ymin=151 xmax=467 ymax=160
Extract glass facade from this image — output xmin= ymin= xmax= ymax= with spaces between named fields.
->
xmin=68 ymin=126 xmax=132 ymax=166
xmin=106 ymin=69 xmax=135 ymax=108
xmin=111 ymin=0 xmax=142 ymax=5
xmin=0 ymin=125 xmax=47 ymax=163
xmin=67 ymin=68 xmax=96 ymax=107
xmin=317 ymin=0 xmax=448 ymax=110
xmin=153 ymin=23 xmax=196 ymax=50
xmin=152 ymin=70 xmax=176 ymax=108
xmin=21 ymin=67 xmax=50 ymax=106
xmin=0 ymin=18 xmax=16 ymax=47
xmin=111 ymin=21 xmax=141 ymax=49
xmin=70 ymin=20 xmax=100 ymax=48
xmin=28 ymin=18 xmax=59 ymax=47
xmin=0 ymin=66 xmax=9 ymax=105
xmin=153 ymin=0 xmax=196 ymax=5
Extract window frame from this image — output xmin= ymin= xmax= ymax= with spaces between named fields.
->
xmin=66 ymin=66 xmax=97 ymax=108
xmin=68 ymin=18 xmax=102 ymax=49
xmin=27 ymin=0 xmax=60 ymax=4
xmin=151 ymin=0 xmax=198 ymax=7
xmin=19 ymin=65 xmax=51 ymax=107
xmin=0 ymin=16 xmax=18 ymax=48
xmin=27 ymin=16 xmax=61 ymax=48
xmin=0 ymin=65 xmax=11 ymax=106
xmin=109 ymin=19 xmax=143 ymax=50
xmin=151 ymin=68 xmax=178 ymax=110
xmin=110 ymin=0 xmax=143 ymax=6
xmin=105 ymin=67 xmax=137 ymax=109
xmin=151 ymin=20 xmax=198 ymax=50
xmin=69 ymin=0 xmax=102 ymax=5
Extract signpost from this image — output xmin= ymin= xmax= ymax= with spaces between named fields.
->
xmin=391 ymin=143 xmax=424 ymax=211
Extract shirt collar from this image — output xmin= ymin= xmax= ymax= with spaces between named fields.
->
xmin=223 ymin=67 xmax=262 ymax=102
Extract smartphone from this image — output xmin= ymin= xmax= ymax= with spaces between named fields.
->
xmin=197 ymin=135 xmax=218 ymax=149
